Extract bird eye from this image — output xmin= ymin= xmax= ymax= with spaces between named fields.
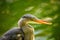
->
xmin=22 ymin=16 xmax=27 ymax=18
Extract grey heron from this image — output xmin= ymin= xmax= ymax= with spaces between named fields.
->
xmin=0 ymin=14 xmax=50 ymax=40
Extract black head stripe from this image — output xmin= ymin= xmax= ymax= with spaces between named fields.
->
xmin=22 ymin=14 xmax=35 ymax=18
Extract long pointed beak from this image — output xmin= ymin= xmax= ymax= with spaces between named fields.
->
xmin=35 ymin=20 xmax=52 ymax=25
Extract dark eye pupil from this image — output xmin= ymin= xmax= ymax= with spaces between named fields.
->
xmin=22 ymin=16 xmax=27 ymax=18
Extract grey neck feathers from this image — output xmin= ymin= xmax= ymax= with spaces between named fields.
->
xmin=18 ymin=18 xmax=28 ymax=27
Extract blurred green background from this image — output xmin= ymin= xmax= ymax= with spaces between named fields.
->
xmin=0 ymin=0 xmax=60 ymax=40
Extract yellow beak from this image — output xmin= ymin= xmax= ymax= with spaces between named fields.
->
xmin=35 ymin=20 xmax=52 ymax=25
xmin=28 ymin=20 xmax=52 ymax=25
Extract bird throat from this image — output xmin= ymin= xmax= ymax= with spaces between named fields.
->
xmin=18 ymin=18 xmax=34 ymax=40
xmin=18 ymin=18 xmax=28 ymax=27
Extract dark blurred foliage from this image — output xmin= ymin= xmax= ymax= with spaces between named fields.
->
xmin=0 ymin=0 xmax=60 ymax=40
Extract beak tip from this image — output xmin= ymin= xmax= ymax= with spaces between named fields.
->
xmin=35 ymin=20 xmax=52 ymax=25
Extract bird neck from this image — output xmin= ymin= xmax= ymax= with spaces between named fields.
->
xmin=18 ymin=18 xmax=28 ymax=27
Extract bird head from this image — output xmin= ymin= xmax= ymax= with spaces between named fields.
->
xmin=21 ymin=14 xmax=51 ymax=25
